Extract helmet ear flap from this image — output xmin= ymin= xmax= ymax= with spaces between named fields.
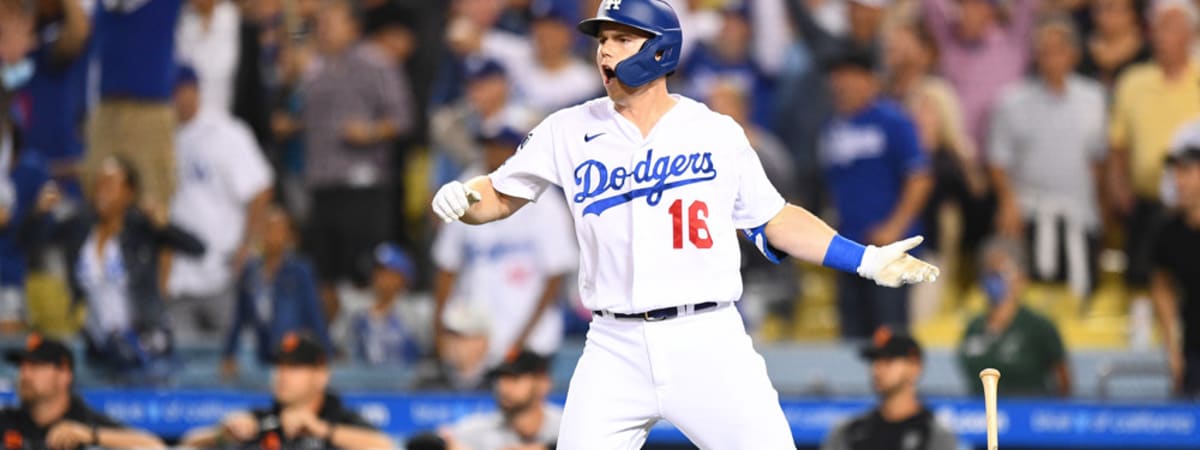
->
xmin=612 ymin=31 xmax=681 ymax=87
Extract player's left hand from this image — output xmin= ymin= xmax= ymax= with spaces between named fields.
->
xmin=44 ymin=420 xmax=91 ymax=449
xmin=857 ymin=236 xmax=939 ymax=288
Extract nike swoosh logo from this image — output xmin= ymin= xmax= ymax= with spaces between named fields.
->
xmin=584 ymin=132 xmax=606 ymax=143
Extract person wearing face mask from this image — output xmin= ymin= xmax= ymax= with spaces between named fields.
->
xmin=957 ymin=236 xmax=1072 ymax=397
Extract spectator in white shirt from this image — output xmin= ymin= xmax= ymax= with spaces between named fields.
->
xmin=509 ymin=0 xmax=598 ymax=114
xmin=176 ymin=0 xmax=240 ymax=112
xmin=167 ymin=65 xmax=273 ymax=342
xmin=432 ymin=126 xmax=576 ymax=365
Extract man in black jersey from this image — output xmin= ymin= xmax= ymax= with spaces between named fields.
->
xmin=820 ymin=327 xmax=958 ymax=450
xmin=1152 ymin=144 xmax=1200 ymax=398
xmin=180 ymin=332 xmax=394 ymax=449
xmin=0 ymin=334 xmax=164 ymax=449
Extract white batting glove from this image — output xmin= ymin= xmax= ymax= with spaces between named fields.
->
xmin=431 ymin=181 xmax=482 ymax=223
xmin=857 ymin=236 xmax=940 ymax=288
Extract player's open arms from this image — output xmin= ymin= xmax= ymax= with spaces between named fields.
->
xmin=432 ymin=178 xmax=938 ymax=288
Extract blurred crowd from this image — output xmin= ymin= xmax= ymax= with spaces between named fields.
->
xmin=0 ymin=0 xmax=1196 ymax=407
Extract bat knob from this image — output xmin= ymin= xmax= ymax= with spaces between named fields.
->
xmin=980 ymin=368 xmax=1001 ymax=380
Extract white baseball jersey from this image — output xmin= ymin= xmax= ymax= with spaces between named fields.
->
xmin=432 ymin=178 xmax=578 ymax=363
xmin=169 ymin=109 xmax=274 ymax=298
xmin=489 ymin=95 xmax=785 ymax=314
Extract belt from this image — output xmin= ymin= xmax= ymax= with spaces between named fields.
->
xmin=592 ymin=302 xmax=722 ymax=322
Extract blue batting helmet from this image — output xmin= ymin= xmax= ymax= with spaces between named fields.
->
xmin=577 ymin=0 xmax=682 ymax=87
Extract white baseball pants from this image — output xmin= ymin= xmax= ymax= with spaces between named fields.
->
xmin=557 ymin=304 xmax=796 ymax=449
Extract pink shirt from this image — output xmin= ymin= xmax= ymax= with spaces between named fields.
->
xmin=923 ymin=0 xmax=1038 ymax=159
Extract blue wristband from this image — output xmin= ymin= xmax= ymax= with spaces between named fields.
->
xmin=822 ymin=234 xmax=866 ymax=273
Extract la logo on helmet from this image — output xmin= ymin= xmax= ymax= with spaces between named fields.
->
xmin=604 ymin=0 xmax=622 ymax=10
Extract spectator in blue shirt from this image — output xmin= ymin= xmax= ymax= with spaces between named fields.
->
xmin=221 ymin=204 xmax=332 ymax=379
xmin=84 ymin=0 xmax=183 ymax=207
xmin=678 ymin=3 xmax=775 ymax=129
xmin=348 ymin=242 xmax=421 ymax=366
xmin=820 ymin=48 xmax=933 ymax=339
xmin=23 ymin=0 xmax=91 ymax=200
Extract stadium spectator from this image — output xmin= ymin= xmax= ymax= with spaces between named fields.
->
xmin=820 ymin=47 xmax=932 ymax=339
xmin=430 ymin=58 xmax=537 ymax=187
xmin=958 ymin=237 xmax=1072 ymax=397
xmin=1150 ymin=138 xmax=1200 ymax=398
xmin=921 ymin=0 xmax=1039 ymax=154
xmin=28 ymin=156 xmax=205 ymax=383
xmin=678 ymin=3 xmax=774 ymax=129
xmin=432 ymin=126 xmax=575 ymax=364
xmin=175 ymin=0 xmax=241 ymax=113
xmin=1079 ymin=0 xmax=1150 ymax=91
xmin=414 ymin=302 xmax=493 ymax=391
xmin=0 ymin=0 xmax=47 ymax=334
xmin=0 ymin=123 xmax=50 ymax=335
xmin=988 ymin=17 xmax=1106 ymax=297
xmin=300 ymin=0 xmax=412 ymax=320
xmin=222 ymin=205 xmax=332 ymax=378
xmin=0 ymin=334 xmax=165 ymax=449
xmin=348 ymin=242 xmax=422 ymax=366
xmin=511 ymin=0 xmax=596 ymax=115
xmin=167 ymin=65 xmax=273 ymax=343
xmin=439 ymin=351 xmax=561 ymax=450
xmin=85 ymin=0 xmax=183 ymax=207
xmin=183 ymin=332 xmax=395 ymax=449
xmin=776 ymin=0 xmax=887 ymax=210
xmin=821 ymin=327 xmax=957 ymax=450
xmin=433 ymin=0 xmax=533 ymax=107
xmin=1106 ymin=0 xmax=1200 ymax=293
xmin=23 ymin=0 xmax=91 ymax=199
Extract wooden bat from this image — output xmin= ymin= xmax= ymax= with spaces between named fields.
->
xmin=980 ymin=368 xmax=1002 ymax=450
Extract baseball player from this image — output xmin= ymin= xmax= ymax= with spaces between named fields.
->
xmin=431 ymin=1 xmax=939 ymax=448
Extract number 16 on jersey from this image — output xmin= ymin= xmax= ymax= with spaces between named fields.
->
xmin=668 ymin=199 xmax=712 ymax=249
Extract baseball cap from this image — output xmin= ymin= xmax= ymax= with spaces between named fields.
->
xmin=487 ymin=350 xmax=550 ymax=380
xmin=1166 ymin=146 xmax=1200 ymax=167
xmin=271 ymin=332 xmax=328 ymax=366
xmin=531 ymin=0 xmax=578 ymax=24
xmin=5 ymin=334 xmax=73 ymax=370
xmin=175 ymin=64 xmax=199 ymax=87
xmin=464 ymin=58 xmax=507 ymax=82
xmin=442 ymin=302 xmax=491 ymax=337
xmin=859 ymin=326 xmax=923 ymax=361
xmin=477 ymin=126 xmax=527 ymax=148
xmin=375 ymin=242 xmax=416 ymax=280
xmin=823 ymin=44 xmax=877 ymax=73
xmin=362 ymin=1 xmax=417 ymax=35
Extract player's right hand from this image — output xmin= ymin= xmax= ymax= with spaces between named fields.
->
xmin=857 ymin=236 xmax=940 ymax=288
xmin=432 ymin=181 xmax=482 ymax=223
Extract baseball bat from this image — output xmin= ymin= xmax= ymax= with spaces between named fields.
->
xmin=979 ymin=368 xmax=1002 ymax=450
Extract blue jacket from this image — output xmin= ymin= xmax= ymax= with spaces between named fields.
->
xmin=223 ymin=253 xmax=333 ymax=362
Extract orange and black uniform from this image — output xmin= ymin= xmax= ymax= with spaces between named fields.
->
xmin=237 ymin=393 xmax=375 ymax=450
xmin=0 ymin=396 xmax=124 ymax=450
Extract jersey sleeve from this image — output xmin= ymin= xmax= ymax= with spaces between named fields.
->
xmin=489 ymin=117 xmax=559 ymax=201
xmin=731 ymin=132 xmax=786 ymax=229
xmin=431 ymin=222 xmax=466 ymax=271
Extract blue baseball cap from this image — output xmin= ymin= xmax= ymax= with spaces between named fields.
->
xmin=175 ymin=64 xmax=199 ymax=87
xmin=375 ymin=242 xmax=416 ymax=280
xmin=531 ymin=0 xmax=578 ymax=24
xmin=464 ymin=58 xmax=507 ymax=82
xmin=477 ymin=126 xmax=527 ymax=147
